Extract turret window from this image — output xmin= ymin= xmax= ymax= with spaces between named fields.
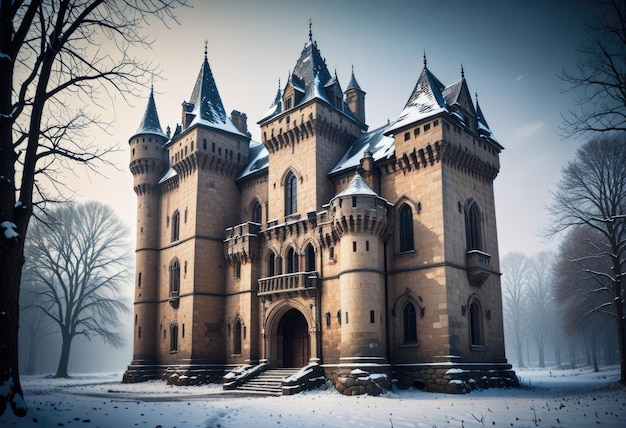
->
xmin=169 ymin=258 xmax=180 ymax=297
xmin=252 ymin=199 xmax=262 ymax=224
xmin=171 ymin=210 xmax=180 ymax=242
xmin=403 ymin=302 xmax=418 ymax=344
xmin=469 ymin=298 xmax=485 ymax=348
xmin=399 ymin=204 xmax=415 ymax=252
xmin=465 ymin=200 xmax=483 ymax=251
xmin=285 ymin=172 xmax=297 ymax=216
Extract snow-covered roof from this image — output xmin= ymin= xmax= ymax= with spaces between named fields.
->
xmin=258 ymin=38 xmax=364 ymax=127
xmin=329 ymin=123 xmax=395 ymax=176
xmin=185 ymin=51 xmax=246 ymax=137
xmin=386 ymin=66 xmax=448 ymax=134
xmin=333 ymin=172 xmax=379 ymax=199
xmin=158 ymin=166 xmax=177 ymax=184
xmin=237 ymin=140 xmax=268 ymax=181
xmin=130 ymin=88 xmax=167 ymax=141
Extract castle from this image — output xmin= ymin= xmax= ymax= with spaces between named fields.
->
xmin=123 ymin=29 xmax=517 ymax=394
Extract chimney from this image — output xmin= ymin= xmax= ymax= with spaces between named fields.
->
xmin=230 ymin=110 xmax=250 ymax=136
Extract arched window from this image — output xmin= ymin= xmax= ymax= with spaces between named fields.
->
xmin=267 ymin=252 xmax=276 ymax=277
xmin=469 ymin=299 xmax=484 ymax=347
xmin=403 ymin=302 xmax=418 ymax=343
xmin=305 ymin=244 xmax=315 ymax=272
xmin=233 ymin=318 xmax=242 ymax=355
xmin=170 ymin=323 xmax=178 ymax=352
xmin=465 ymin=201 xmax=482 ymax=251
xmin=399 ymin=204 xmax=414 ymax=252
xmin=171 ymin=210 xmax=180 ymax=242
xmin=169 ymin=258 xmax=180 ymax=297
xmin=286 ymin=247 xmax=298 ymax=273
xmin=285 ymin=172 xmax=297 ymax=216
xmin=252 ymin=199 xmax=262 ymax=224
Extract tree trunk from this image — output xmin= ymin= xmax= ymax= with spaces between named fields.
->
xmin=591 ymin=333 xmax=599 ymax=373
xmin=515 ymin=337 xmax=525 ymax=368
xmin=0 ymin=243 xmax=27 ymax=417
xmin=537 ymin=343 xmax=545 ymax=368
xmin=54 ymin=334 xmax=72 ymax=378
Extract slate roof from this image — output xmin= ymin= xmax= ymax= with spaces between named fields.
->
xmin=346 ymin=68 xmax=364 ymax=93
xmin=236 ymin=140 xmax=268 ymax=181
xmin=333 ymin=172 xmax=379 ymax=199
xmin=386 ymin=65 xmax=448 ymax=134
xmin=258 ymin=37 xmax=364 ymax=126
xmin=329 ymin=123 xmax=394 ymax=176
xmin=185 ymin=51 xmax=245 ymax=137
xmin=131 ymin=87 xmax=167 ymax=140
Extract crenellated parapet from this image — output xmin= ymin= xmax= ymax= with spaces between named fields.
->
xmin=224 ymin=221 xmax=262 ymax=263
xmin=329 ymin=173 xmax=393 ymax=241
xmin=439 ymin=139 xmax=500 ymax=182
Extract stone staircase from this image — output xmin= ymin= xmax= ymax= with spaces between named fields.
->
xmin=235 ymin=368 xmax=300 ymax=395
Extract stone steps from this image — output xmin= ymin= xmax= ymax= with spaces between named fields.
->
xmin=235 ymin=368 xmax=300 ymax=395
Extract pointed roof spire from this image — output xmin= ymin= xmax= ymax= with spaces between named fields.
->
xmin=131 ymin=86 xmax=167 ymax=141
xmin=346 ymin=65 xmax=364 ymax=93
xmin=185 ymin=42 xmax=243 ymax=136
xmin=308 ymin=19 xmax=313 ymax=43
xmin=461 ymin=63 xmax=465 ymax=79
xmin=423 ymin=50 xmax=427 ymax=67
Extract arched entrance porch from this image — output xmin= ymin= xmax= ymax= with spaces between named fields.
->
xmin=264 ymin=301 xmax=317 ymax=369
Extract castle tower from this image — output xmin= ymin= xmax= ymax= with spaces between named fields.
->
xmin=258 ymin=29 xmax=367 ymax=223
xmin=344 ymin=67 xmax=366 ymax=123
xmin=329 ymin=173 xmax=392 ymax=364
xmin=161 ymin=45 xmax=250 ymax=372
xmin=124 ymin=87 xmax=169 ymax=382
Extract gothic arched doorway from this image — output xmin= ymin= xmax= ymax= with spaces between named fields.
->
xmin=277 ymin=308 xmax=310 ymax=368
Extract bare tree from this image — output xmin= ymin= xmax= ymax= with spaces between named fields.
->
xmin=0 ymin=0 xmax=184 ymax=416
xmin=527 ymin=252 xmax=555 ymax=368
xmin=23 ymin=202 xmax=131 ymax=378
xmin=552 ymin=223 xmax=624 ymax=379
xmin=501 ymin=252 xmax=530 ymax=368
xmin=560 ymin=0 xmax=626 ymax=137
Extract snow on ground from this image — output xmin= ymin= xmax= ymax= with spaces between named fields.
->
xmin=1 ymin=366 xmax=624 ymax=427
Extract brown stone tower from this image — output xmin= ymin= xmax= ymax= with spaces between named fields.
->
xmin=124 ymin=87 xmax=169 ymax=382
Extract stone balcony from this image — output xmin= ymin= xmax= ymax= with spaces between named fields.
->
xmin=224 ymin=221 xmax=261 ymax=262
xmin=258 ymin=271 xmax=320 ymax=299
xmin=466 ymin=250 xmax=491 ymax=287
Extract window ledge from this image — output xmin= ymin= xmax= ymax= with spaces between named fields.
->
xmin=169 ymin=350 xmax=178 ymax=354
xmin=470 ymin=345 xmax=487 ymax=352
xmin=398 ymin=343 xmax=420 ymax=349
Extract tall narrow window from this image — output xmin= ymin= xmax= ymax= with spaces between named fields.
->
xmin=403 ymin=302 xmax=418 ymax=343
xmin=469 ymin=299 xmax=484 ymax=347
xmin=233 ymin=318 xmax=242 ymax=355
xmin=268 ymin=252 xmax=276 ymax=277
xmin=169 ymin=258 xmax=180 ymax=297
xmin=465 ymin=201 xmax=482 ymax=251
xmin=171 ymin=210 xmax=180 ymax=242
xmin=285 ymin=172 xmax=297 ymax=216
xmin=252 ymin=199 xmax=262 ymax=224
xmin=305 ymin=244 xmax=315 ymax=272
xmin=170 ymin=323 xmax=178 ymax=352
xmin=286 ymin=247 xmax=298 ymax=273
xmin=399 ymin=204 xmax=414 ymax=252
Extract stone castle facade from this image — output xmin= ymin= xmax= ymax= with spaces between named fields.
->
xmin=123 ymin=31 xmax=517 ymax=394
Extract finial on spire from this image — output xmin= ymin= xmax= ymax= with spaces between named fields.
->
xmin=309 ymin=19 xmax=313 ymax=42
xmin=351 ymin=64 xmax=355 ymax=75
xmin=204 ymin=39 xmax=208 ymax=60
xmin=461 ymin=64 xmax=465 ymax=79
xmin=423 ymin=50 xmax=427 ymax=67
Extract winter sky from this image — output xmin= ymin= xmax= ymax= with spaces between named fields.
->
xmin=69 ymin=0 xmax=597 ymax=259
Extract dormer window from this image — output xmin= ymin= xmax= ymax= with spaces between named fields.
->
xmin=285 ymin=97 xmax=292 ymax=110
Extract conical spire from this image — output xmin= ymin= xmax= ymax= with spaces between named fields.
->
xmin=186 ymin=44 xmax=243 ymax=136
xmin=346 ymin=65 xmax=364 ymax=92
xmin=131 ymin=86 xmax=167 ymax=140
xmin=387 ymin=62 xmax=447 ymax=133
xmin=476 ymin=93 xmax=491 ymax=134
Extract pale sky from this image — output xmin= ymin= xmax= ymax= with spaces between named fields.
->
xmin=69 ymin=0 xmax=596 ymax=259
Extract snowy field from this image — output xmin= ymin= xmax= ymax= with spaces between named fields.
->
xmin=1 ymin=366 xmax=624 ymax=427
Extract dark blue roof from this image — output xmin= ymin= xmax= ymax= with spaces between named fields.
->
xmin=131 ymin=88 xmax=167 ymax=140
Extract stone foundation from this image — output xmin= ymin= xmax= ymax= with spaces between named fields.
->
xmin=326 ymin=365 xmax=393 ymax=396
xmin=394 ymin=363 xmax=519 ymax=393
xmin=122 ymin=364 xmax=227 ymax=386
